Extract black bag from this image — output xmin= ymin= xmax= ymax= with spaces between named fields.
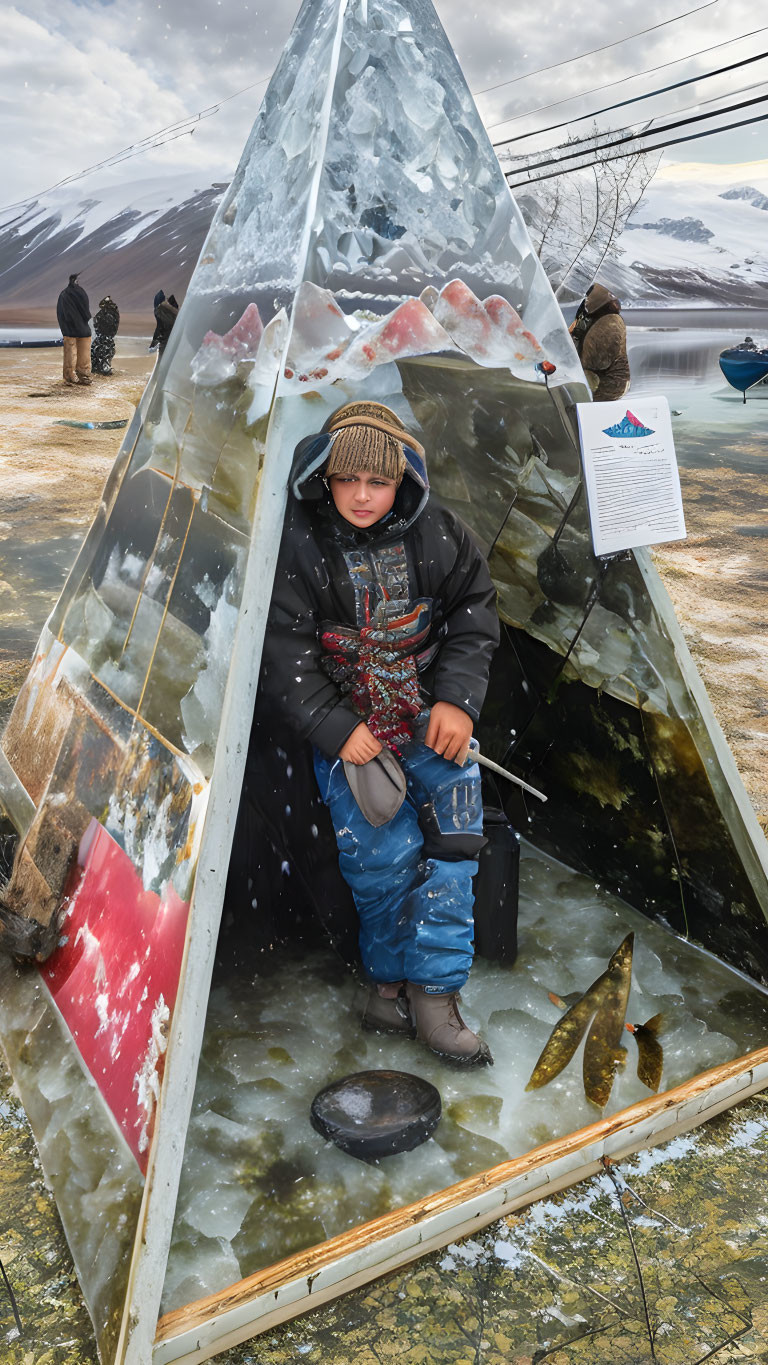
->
xmin=473 ymin=807 xmax=519 ymax=964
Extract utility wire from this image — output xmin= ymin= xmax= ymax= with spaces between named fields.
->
xmin=474 ymin=0 xmax=720 ymax=96
xmin=499 ymin=76 xmax=768 ymax=163
xmin=486 ymin=25 xmax=768 ymax=133
xmin=504 ymin=91 xmax=768 ymax=179
xmin=506 ymin=108 xmax=768 ymax=188
xmin=492 ymin=48 xmax=768 ymax=148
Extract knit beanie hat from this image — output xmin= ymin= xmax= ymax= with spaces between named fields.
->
xmin=323 ymin=402 xmax=424 ymax=486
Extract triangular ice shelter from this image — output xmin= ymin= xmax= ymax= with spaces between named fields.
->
xmin=2 ymin=0 xmax=768 ymax=1360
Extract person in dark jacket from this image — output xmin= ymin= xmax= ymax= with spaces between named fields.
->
xmin=261 ymin=401 xmax=500 ymax=1065
xmin=570 ymin=283 xmax=630 ymax=402
xmin=56 ymin=273 xmax=92 ymax=385
xmin=150 ymin=290 xmax=179 ymax=356
xmin=91 ymin=295 xmax=120 ymax=375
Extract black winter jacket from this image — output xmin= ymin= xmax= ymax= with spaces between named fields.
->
xmin=93 ymin=298 xmax=120 ymax=338
xmin=56 ymin=282 xmax=91 ymax=338
xmin=260 ymin=435 xmax=499 ymax=757
xmin=151 ymin=299 xmax=178 ymax=353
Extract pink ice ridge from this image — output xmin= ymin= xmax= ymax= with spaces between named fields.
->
xmin=283 ymin=279 xmax=542 ymax=382
xmin=433 ymin=280 xmax=542 ymax=365
xmin=202 ymin=302 xmax=263 ymax=358
xmin=192 ymin=282 xmax=543 ymax=389
xmin=192 ymin=302 xmax=265 ymax=384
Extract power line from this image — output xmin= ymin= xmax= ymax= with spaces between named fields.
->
xmin=503 ymin=91 xmax=768 ymax=180
xmin=474 ymin=0 xmax=720 ymax=97
xmin=504 ymin=90 xmax=768 ymax=181
xmin=506 ymin=109 xmax=768 ymax=189
xmin=499 ymin=76 xmax=768 ymax=163
xmin=486 ymin=25 xmax=768 ymax=133
xmin=491 ymin=48 xmax=768 ymax=149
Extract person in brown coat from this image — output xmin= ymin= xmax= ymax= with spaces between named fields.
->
xmin=56 ymin=273 xmax=92 ymax=385
xmin=571 ymin=283 xmax=630 ymax=402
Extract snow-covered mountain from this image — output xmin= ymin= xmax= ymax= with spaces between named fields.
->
xmin=0 ymin=159 xmax=766 ymax=324
xmin=600 ymin=161 xmax=768 ymax=307
xmin=0 ymin=169 xmax=228 ymax=323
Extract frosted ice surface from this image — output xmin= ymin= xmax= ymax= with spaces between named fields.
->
xmin=180 ymin=571 xmax=240 ymax=758
xmin=192 ymin=0 xmax=582 ymax=384
xmin=284 ymin=281 xmax=357 ymax=372
xmin=163 ymin=842 xmax=768 ymax=1311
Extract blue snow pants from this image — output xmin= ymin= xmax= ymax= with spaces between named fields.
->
xmin=313 ymin=742 xmax=484 ymax=994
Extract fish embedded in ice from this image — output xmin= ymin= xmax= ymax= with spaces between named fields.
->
xmin=191 ymin=301 xmax=265 ymax=386
xmin=626 ymin=1013 xmax=665 ymax=1093
xmin=582 ymin=934 xmax=633 ymax=1109
xmin=527 ymin=935 xmax=634 ymax=1107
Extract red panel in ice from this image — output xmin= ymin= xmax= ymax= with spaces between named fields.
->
xmin=40 ymin=821 xmax=190 ymax=1173
xmin=215 ymin=301 xmax=264 ymax=355
xmin=433 ymin=280 xmax=493 ymax=357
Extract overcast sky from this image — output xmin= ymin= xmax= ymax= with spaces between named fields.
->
xmin=2 ymin=0 xmax=765 ymax=207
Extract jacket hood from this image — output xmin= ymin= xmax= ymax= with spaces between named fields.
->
xmin=585 ymin=283 xmax=620 ymax=315
xmin=290 ymin=428 xmax=430 ymax=539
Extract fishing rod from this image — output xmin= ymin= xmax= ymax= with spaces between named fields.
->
xmin=474 ymin=750 xmax=547 ymax=803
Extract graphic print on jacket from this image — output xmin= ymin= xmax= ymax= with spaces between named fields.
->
xmin=320 ymin=539 xmax=437 ymax=754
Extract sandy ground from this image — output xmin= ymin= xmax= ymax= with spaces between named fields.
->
xmin=0 ymin=342 xmax=152 ymax=718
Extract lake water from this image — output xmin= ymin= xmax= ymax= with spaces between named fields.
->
xmin=0 ymin=327 xmax=62 ymax=345
xmin=626 ymin=322 xmax=768 ymax=474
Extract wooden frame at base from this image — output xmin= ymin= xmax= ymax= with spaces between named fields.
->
xmin=153 ymin=1045 xmax=768 ymax=1365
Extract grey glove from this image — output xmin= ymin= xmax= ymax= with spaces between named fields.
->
xmin=343 ymin=749 xmax=407 ymax=827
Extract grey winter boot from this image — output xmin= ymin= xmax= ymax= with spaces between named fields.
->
xmin=406 ymin=985 xmax=493 ymax=1066
xmin=361 ymin=984 xmax=416 ymax=1037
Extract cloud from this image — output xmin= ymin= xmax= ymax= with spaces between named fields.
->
xmin=3 ymin=0 xmax=764 ymax=206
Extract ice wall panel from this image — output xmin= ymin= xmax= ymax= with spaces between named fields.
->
xmin=41 ymin=821 xmax=190 ymax=1170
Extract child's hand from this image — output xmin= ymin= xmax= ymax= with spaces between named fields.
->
xmin=425 ymin=703 xmax=473 ymax=766
xmin=339 ymin=723 xmax=383 ymax=765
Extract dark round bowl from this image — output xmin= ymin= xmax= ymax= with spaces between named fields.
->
xmin=310 ymin=1069 xmax=442 ymax=1161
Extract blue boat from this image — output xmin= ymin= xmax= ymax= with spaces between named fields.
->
xmin=719 ymin=340 xmax=768 ymax=402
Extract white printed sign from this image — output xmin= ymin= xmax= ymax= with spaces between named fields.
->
xmin=576 ymin=396 xmax=686 ymax=556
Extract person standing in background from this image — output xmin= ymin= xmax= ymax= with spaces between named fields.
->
xmin=150 ymin=291 xmax=180 ymax=357
xmin=91 ymin=295 xmax=120 ymax=375
xmin=56 ymin=273 xmax=92 ymax=385
xmin=570 ymin=283 xmax=630 ymax=402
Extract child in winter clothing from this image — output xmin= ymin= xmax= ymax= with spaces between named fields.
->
xmin=262 ymin=401 xmax=499 ymax=1065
